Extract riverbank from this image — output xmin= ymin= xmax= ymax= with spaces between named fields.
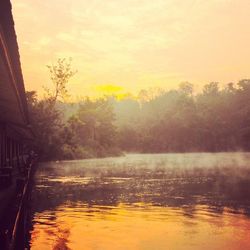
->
xmin=40 ymin=146 xmax=250 ymax=162
xmin=41 ymin=145 xmax=123 ymax=161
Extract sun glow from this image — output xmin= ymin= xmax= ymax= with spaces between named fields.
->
xmin=12 ymin=0 xmax=250 ymax=97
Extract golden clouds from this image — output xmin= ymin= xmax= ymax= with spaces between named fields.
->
xmin=12 ymin=0 xmax=250 ymax=97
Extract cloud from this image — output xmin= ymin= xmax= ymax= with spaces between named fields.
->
xmin=12 ymin=0 xmax=250 ymax=96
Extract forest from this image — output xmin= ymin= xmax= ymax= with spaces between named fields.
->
xmin=26 ymin=59 xmax=250 ymax=160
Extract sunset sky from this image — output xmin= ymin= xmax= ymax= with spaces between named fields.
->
xmin=12 ymin=0 xmax=250 ymax=98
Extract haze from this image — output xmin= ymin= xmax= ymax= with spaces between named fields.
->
xmin=12 ymin=0 xmax=250 ymax=97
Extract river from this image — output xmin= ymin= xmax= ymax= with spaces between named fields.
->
xmin=28 ymin=153 xmax=250 ymax=250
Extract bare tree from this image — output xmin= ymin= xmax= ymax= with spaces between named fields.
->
xmin=44 ymin=58 xmax=77 ymax=105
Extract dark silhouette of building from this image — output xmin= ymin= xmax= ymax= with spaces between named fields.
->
xmin=0 ymin=0 xmax=33 ymax=218
xmin=0 ymin=0 xmax=32 ymax=171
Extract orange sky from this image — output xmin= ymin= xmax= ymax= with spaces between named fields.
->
xmin=12 ymin=0 xmax=250 ymax=98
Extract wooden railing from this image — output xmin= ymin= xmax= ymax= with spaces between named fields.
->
xmin=8 ymin=161 xmax=36 ymax=250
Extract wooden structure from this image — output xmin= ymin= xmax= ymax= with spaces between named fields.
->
xmin=0 ymin=0 xmax=33 ymax=184
xmin=0 ymin=1 xmax=35 ymax=249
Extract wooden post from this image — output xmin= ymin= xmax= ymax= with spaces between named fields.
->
xmin=6 ymin=137 xmax=10 ymax=167
xmin=16 ymin=142 xmax=20 ymax=170
xmin=13 ymin=140 xmax=16 ymax=168
xmin=5 ymin=136 xmax=8 ymax=167
xmin=0 ymin=131 xmax=6 ymax=167
xmin=0 ymin=131 xmax=2 ymax=168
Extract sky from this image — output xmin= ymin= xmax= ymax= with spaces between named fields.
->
xmin=12 ymin=0 xmax=250 ymax=98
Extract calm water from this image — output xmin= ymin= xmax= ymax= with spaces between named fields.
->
xmin=29 ymin=153 xmax=250 ymax=250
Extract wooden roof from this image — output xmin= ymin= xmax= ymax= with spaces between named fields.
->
xmin=0 ymin=0 xmax=33 ymax=139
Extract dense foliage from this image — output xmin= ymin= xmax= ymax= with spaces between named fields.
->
xmin=26 ymin=59 xmax=250 ymax=159
xmin=115 ymin=81 xmax=250 ymax=153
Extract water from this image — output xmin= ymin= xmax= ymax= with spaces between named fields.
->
xmin=29 ymin=153 xmax=250 ymax=250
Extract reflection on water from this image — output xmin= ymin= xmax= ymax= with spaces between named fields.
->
xmin=29 ymin=153 xmax=250 ymax=250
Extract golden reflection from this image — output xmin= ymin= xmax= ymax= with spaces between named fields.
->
xmin=30 ymin=203 xmax=250 ymax=250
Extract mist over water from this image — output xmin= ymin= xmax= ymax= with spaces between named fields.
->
xmin=29 ymin=153 xmax=250 ymax=250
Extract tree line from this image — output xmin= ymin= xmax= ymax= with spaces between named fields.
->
xmin=26 ymin=59 xmax=250 ymax=160
xmin=116 ymin=80 xmax=250 ymax=153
